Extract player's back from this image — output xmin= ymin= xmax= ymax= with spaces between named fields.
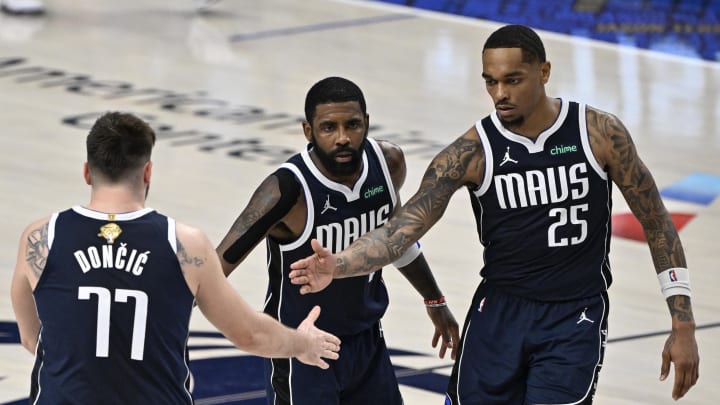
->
xmin=31 ymin=206 xmax=195 ymax=404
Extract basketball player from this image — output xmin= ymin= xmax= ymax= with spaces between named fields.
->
xmin=10 ymin=112 xmax=341 ymax=404
xmin=216 ymin=76 xmax=459 ymax=405
xmin=289 ymin=25 xmax=700 ymax=403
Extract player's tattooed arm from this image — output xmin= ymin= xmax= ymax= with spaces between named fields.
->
xmin=177 ymin=239 xmax=206 ymax=269
xmin=216 ymin=171 xmax=300 ymax=276
xmin=336 ymin=130 xmax=485 ymax=278
xmin=667 ymin=295 xmax=694 ymax=323
xmin=588 ymin=108 xmax=697 ymax=399
xmin=586 ymin=106 xmax=686 ymax=272
xmin=25 ymin=222 xmax=49 ymax=278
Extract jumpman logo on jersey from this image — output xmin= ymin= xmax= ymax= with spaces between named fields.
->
xmin=321 ymin=195 xmax=337 ymax=215
xmin=577 ymin=307 xmax=595 ymax=324
xmin=499 ymin=146 xmax=518 ymax=166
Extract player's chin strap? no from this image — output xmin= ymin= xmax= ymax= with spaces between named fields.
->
xmin=657 ymin=267 xmax=691 ymax=299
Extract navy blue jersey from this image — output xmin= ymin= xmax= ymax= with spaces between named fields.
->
xmin=265 ymin=138 xmax=396 ymax=336
xmin=469 ymin=100 xmax=612 ymax=301
xmin=31 ymin=206 xmax=195 ymax=404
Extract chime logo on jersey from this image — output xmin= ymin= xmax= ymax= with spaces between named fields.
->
xmin=316 ymin=204 xmax=391 ymax=253
xmin=550 ymin=144 xmax=578 ymax=156
xmin=494 ymin=162 xmax=589 ymax=209
xmin=364 ymin=185 xmax=385 ymax=199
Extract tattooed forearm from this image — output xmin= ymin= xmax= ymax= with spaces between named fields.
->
xmin=176 ymin=239 xmax=206 ymax=269
xmin=588 ymin=108 xmax=687 ymax=271
xmin=643 ymin=226 xmax=686 ymax=270
xmin=217 ymin=175 xmax=290 ymax=265
xmin=25 ymin=223 xmax=49 ymax=278
xmin=667 ymin=295 xmax=695 ymax=323
xmin=336 ymin=137 xmax=482 ymax=278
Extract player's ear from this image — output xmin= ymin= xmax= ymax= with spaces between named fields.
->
xmin=83 ymin=162 xmax=91 ymax=185
xmin=143 ymin=161 xmax=153 ymax=184
xmin=540 ymin=61 xmax=551 ymax=84
xmin=302 ymin=120 xmax=313 ymax=143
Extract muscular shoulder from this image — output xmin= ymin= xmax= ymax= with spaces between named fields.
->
xmin=175 ymin=222 xmax=213 ymax=264
xmin=18 ymin=215 xmax=52 ymax=280
xmin=376 ymin=139 xmax=404 ymax=172
xmin=22 ymin=216 xmax=51 ymax=240
xmin=375 ymin=139 xmax=406 ymax=190
xmin=434 ymin=126 xmax=485 ymax=188
xmin=585 ymin=104 xmax=632 ymax=168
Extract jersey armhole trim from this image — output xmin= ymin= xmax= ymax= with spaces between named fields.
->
xmin=475 ymin=120 xmax=494 ymax=196
xmin=167 ymin=217 xmax=177 ymax=254
xmin=579 ymin=103 xmax=608 ymax=180
xmin=277 ymin=163 xmax=314 ymax=252
xmin=47 ymin=212 xmax=59 ymax=250
xmin=367 ymin=138 xmax=398 ymax=207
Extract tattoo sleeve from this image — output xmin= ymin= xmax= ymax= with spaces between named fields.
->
xmin=587 ymin=108 xmax=694 ymax=324
xmin=587 ymin=108 xmax=686 ymax=271
xmin=336 ymin=136 xmax=483 ymax=277
xmin=217 ymin=171 xmax=298 ymax=266
xmin=25 ymin=223 xmax=49 ymax=278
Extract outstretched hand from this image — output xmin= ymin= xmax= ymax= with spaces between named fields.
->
xmin=427 ymin=305 xmax=460 ymax=360
xmin=289 ymin=239 xmax=337 ymax=294
xmin=295 ymin=306 xmax=341 ymax=369
xmin=660 ymin=327 xmax=699 ymax=400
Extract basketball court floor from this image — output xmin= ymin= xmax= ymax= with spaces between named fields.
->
xmin=0 ymin=0 xmax=718 ymax=403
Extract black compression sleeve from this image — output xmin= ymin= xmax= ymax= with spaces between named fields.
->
xmin=222 ymin=169 xmax=301 ymax=264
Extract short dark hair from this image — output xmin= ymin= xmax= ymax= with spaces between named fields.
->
xmin=304 ymin=77 xmax=366 ymax=122
xmin=483 ymin=24 xmax=546 ymax=64
xmin=86 ymin=112 xmax=156 ymax=182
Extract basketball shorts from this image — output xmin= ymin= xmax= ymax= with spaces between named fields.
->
xmin=264 ymin=322 xmax=403 ymax=405
xmin=445 ymin=281 xmax=609 ymax=405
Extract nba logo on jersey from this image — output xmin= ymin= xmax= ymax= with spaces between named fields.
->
xmin=669 ymin=269 xmax=678 ymax=282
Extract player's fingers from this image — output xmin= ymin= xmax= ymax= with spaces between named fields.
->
xmin=290 ymin=275 xmax=307 ymax=285
xmin=431 ymin=331 xmax=440 ymax=348
xmin=310 ymin=239 xmax=326 ymax=256
xmin=451 ymin=329 xmax=460 ymax=360
xmin=306 ymin=305 xmax=321 ymax=323
xmin=324 ymin=350 xmax=339 ymax=360
xmin=672 ymin=367 xmax=689 ymax=400
xmin=322 ymin=334 xmax=341 ymax=348
xmin=300 ymin=285 xmax=312 ymax=295
xmin=315 ymin=359 xmax=329 ymax=369
xmin=290 ymin=258 xmax=308 ymax=270
xmin=660 ymin=350 xmax=671 ymax=381
xmin=438 ymin=341 xmax=448 ymax=359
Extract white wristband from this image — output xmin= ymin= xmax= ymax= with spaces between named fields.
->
xmin=392 ymin=241 xmax=422 ymax=268
xmin=657 ymin=267 xmax=691 ymax=298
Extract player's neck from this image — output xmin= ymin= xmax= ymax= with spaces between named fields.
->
xmin=508 ymin=97 xmax=560 ymax=140
xmin=86 ymin=184 xmax=147 ymax=214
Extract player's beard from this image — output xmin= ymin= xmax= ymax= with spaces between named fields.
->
xmin=499 ymin=115 xmax=524 ymax=129
xmin=311 ymin=132 xmax=366 ymax=177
